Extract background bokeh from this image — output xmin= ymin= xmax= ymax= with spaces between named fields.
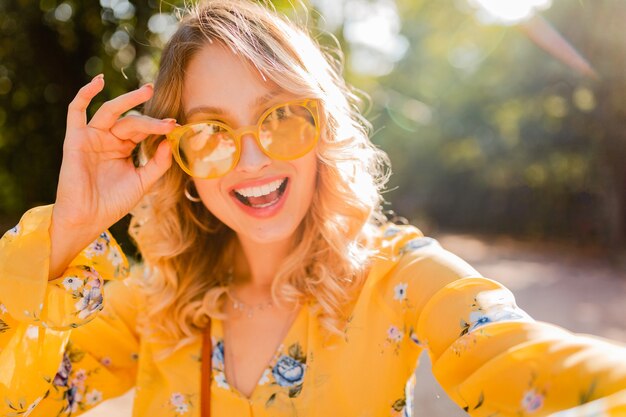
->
xmin=1 ymin=0 xmax=625 ymax=416
xmin=1 ymin=0 xmax=626 ymax=255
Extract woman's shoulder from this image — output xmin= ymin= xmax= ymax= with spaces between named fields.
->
xmin=366 ymin=222 xmax=481 ymax=293
xmin=367 ymin=222 xmax=444 ymax=272
xmin=372 ymin=222 xmax=434 ymax=257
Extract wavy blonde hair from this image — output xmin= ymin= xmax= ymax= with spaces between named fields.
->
xmin=131 ymin=0 xmax=390 ymax=352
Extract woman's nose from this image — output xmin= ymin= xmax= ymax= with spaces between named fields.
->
xmin=235 ymin=133 xmax=271 ymax=173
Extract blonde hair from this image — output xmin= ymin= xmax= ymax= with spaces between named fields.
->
xmin=130 ymin=0 xmax=390 ymax=352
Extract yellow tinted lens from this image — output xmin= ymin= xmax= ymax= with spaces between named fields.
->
xmin=260 ymin=104 xmax=317 ymax=158
xmin=178 ymin=124 xmax=237 ymax=178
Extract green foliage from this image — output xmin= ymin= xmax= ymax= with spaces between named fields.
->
xmin=359 ymin=0 xmax=626 ymax=245
xmin=0 ymin=0 xmax=625 ymax=248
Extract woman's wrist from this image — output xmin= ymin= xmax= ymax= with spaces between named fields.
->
xmin=48 ymin=206 xmax=103 ymax=280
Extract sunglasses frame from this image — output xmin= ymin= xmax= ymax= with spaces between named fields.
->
xmin=166 ymin=98 xmax=321 ymax=179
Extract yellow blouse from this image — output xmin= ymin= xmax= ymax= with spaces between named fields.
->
xmin=1 ymin=205 xmax=626 ymax=417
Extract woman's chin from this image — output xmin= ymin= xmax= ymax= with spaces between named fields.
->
xmin=236 ymin=223 xmax=300 ymax=245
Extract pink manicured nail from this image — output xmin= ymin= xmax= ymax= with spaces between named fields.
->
xmin=142 ymin=83 xmax=154 ymax=90
xmin=91 ymin=73 xmax=104 ymax=82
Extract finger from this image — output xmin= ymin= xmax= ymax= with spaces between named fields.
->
xmin=89 ymin=83 xmax=154 ymax=130
xmin=136 ymin=140 xmax=173 ymax=192
xmin=110 ymin=114 xmax=177 ymax=143
xmin=67 ymin=74 xmax=105 ymax=129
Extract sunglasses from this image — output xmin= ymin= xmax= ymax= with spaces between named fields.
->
xmin=166 ymin=99 xmax=321 ymax=179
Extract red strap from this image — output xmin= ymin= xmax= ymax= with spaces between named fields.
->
xmin=201 ymin=320 xmax=212 ymax=417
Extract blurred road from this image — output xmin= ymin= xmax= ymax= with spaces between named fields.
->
xmin=83 ymin=233 xmax=626 ymax=417
xmin=414 ymin=232 xmax=626 ymax=416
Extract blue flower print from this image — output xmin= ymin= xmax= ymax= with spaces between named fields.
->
xmin=264 ymin=343 xmax=307 ymax=407
xmin=99 ymin=232 xmax=111 ymax=243
xmin=90 ymin=241 xmax=106 ymax=256
xmin=75 ymin=277 xmax=104 ymax=321
xmin=521 ymin=388 xmax=544 ymax=413
xmin=384 ymin=226 xmax=401 ymax=237
xmin=65 ymin=386 xmax=79 ymax=413
xmin=398 ymin=237 xmax=436 ymax=255
xmin=461 ymin=288 xmax=533 ymax=336
xmin=272 ymin=355 xmax=305 ymax=387
xmin=53 ymin=353 xmax=72 ymax=387
xmin=211 ymin=339 xmax=229 ymax=390
xmin=4 ymin=224 xmax=20 ymax=238
xmin=471 ymin=315 xmax=492 ymax=328
xmin=212 ymin=340 xmax=225 ymax=371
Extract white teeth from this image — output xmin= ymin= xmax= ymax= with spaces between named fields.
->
xmin=234 ymin=178 xmax=285 ymax=198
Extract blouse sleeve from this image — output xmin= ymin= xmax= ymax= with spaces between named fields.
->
xmin=380 ymin=225 xmax=626 ymax=417
xmin=0 ymin=205 xmax=140 ymax=416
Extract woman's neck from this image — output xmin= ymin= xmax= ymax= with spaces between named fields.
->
xmin=233 ymin=235 xmax=293 ymax=290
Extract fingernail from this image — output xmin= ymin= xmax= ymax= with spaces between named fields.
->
xmin=91 ymin=73 xmax=104 ymax=82
xmin=162 ymin=118 xmax=177 ymax=123
xmin=142 ymin=83 xmax=154 ymax=90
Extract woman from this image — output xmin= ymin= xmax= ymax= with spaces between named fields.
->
xmin=0 ymin=1 xmax=625 ymax=416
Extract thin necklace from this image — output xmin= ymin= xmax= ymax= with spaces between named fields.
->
xmin=226 ymin=288 xmax=274 ymax=319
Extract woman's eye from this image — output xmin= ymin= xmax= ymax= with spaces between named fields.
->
xmin=275 ymin=108 xmax=286 ymax=119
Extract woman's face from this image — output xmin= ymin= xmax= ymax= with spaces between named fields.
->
xmin=181 ymin=43 xmax=318 ymax=244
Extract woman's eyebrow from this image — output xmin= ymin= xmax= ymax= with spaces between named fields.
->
xmin=185 ymin=89 xmax=284 ymax=120
xmin=254 ymin=88 xmax=283 ymax=107
xmin=185 ymin=105 xmax=226 ymax=120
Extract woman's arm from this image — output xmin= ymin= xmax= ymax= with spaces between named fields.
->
xmin=0 ymin=205 xmax=140 ymax=417
xmin=0 ymin=68 xmax=176 ymax=417
xmin=381 ymin=225 xmax=626 ymax=416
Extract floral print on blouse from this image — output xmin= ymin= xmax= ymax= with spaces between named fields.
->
xmin=211 ymin=333 xmax=308 ymax=407
xmin=1 ymin=204 xmax=626 ymax=417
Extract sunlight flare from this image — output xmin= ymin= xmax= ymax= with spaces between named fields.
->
xmin=470 ymin=0 xmax=552 ymax=24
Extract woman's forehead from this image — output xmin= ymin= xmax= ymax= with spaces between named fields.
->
xmin=181 ymin=42 xmax=290 ymax=119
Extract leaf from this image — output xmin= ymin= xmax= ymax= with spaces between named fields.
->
xmin=474 ymin=391 xmax=484 ymax=409
xmin=67 ymin=342 xmax=85 ymax=363
xmin=265 ymin=393 xmax=277 ymax=407
xmin=392 ymin=398 xmax=406 ymax=411
xmin=0 ymin=318 xmax=10 ymax=333
xmin=289 ymin=384 xmax=303 ymax=398
xmin=5 ymin=398 xmax=17 ymax=410
xmin=68 ymin=349 xmax=85 ymax=363
xmin=288 ymin=343 xmax=306 ymax=362
xmin=579 ymin=378 xmax=598 ymax=404
xmin=460 ymin=319 xmax=470 ymax=336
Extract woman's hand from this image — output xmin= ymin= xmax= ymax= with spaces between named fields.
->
xmin=49 ymin=74 xmax=175 ymax=278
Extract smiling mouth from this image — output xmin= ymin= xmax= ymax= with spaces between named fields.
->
xmin=232 ymin=178 xmax=289 ymax=208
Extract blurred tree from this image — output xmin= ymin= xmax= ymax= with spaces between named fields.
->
xmin=352 ymin=0 xmax=626 ymax=251
xmin=0 ymin=0 xmax=175 ymax=243
xmin=0 ymin=0 xmax=625 ymax=254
